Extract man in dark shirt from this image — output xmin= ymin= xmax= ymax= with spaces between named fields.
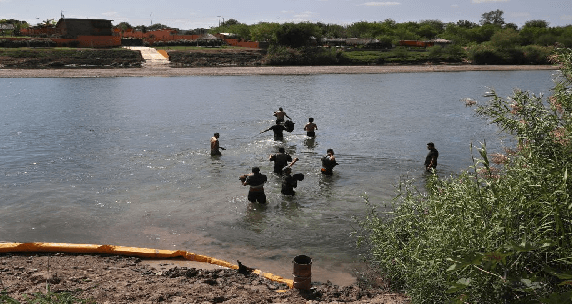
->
xmin=269 ymin=147 xmax=293 ymax=174
xmin=241 ymin=167 xmax=268 ymax=204
xmin=281 ymin=159 xmax=301 ymax=195
xmin=425 ymin=142 xmax=439 ymax=172
xmin=261 ymin=123 xmax=286 ymax=140
xmin=281 ymin=167 xmax=297 ymax=195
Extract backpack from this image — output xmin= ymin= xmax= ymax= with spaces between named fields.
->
xmin=284 ymin=120 xmax=295 ymax=132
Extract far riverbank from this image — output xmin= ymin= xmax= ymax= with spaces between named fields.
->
xmin=0 ymin=64 xmax=556 ymax=78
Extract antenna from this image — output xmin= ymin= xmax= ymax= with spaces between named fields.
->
xmin=61 ymin=10 xmax=65 ymax=19
xmin=150 ymin=12 xmax=153 ymax=26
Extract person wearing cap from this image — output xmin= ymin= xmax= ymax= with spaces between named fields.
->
xmin=425 ymin=142 xmax=439 ymax=171
xmin=304 ymin=118 xmax=318 ymax=138
xmin=273 ymin=107 xmax=291 ymax=124
xmin=240 ymin=167 xmax=268 ymax=204
xmin=269 ymin=147 xmax=293 ymax=174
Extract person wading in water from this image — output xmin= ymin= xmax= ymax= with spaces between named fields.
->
xmin=269 ymin=147 xmax=294 ymax=175
xmin=321 ymin=149 xmax=338 ymax=175
xmin=304 ymin=118 xmax=318 ymax=138
xmin=210 ymin=133 xmax=225 ymax=156
xmin=424 ymin=142 xmax=439 ymax=172
xmin=273 ymin=107 xmax=291 ymax=124
xmin=240 ymin=167 xmax=268 ymax=204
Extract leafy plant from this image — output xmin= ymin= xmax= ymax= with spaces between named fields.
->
xmin=356 ymin=47 xmax=572 ymax=303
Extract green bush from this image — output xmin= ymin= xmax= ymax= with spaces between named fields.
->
xmin=266 ymin=45 xmax=299 ymax=65
xmin=266 ymin=46 xmax=341 ymax=65
xmin=523 ymin=45 xmax=554 ymax=64
xmin=357 ymin=48 xmax=572 ymax=303
xmin=468 ymin=44 xmax=507 ymax=64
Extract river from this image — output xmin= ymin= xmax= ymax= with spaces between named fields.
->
xmin=0 ymin=70 xmax=557 ymax=285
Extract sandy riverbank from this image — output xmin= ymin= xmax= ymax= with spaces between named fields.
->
xmin=0 ymin=64 xmax=557 ymax=78
xmin=0 ymin=253 xmax=408 ymax=303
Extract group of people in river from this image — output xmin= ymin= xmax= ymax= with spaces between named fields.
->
xmin=210 ymin=107 xmax=338 ymax=204
xmin=211 ymin=107 xmax=438 ymax=205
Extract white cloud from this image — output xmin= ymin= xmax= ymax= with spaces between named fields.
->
xmin=451 ymin=4 xmax=459 ymax=7
xmin=472 ymin=0 xmax=509 ymax=3
xmin=561 ymin=15 xmax=572 ymax=20
xmin=360 ymin=2 xmax=401 ymax=6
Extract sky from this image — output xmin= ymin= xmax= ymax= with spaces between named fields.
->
xmin=1 ymin=0 xmax=571 ymax=29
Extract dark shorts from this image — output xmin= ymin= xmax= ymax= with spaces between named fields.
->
xmin=211 ymin=150 xmax=221 ymax=156
xmin=248 ymin=191 xmax=267 ymax=204
xmin=306 ymin=131 xmax=315 ymax=137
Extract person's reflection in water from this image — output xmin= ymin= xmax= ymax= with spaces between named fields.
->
xmin=243 ymin=199 xmax=268 ymax=234
xmin=304 ymin=137 xmax=316 ymax=149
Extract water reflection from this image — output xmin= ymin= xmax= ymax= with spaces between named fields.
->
xmin=304 ymin=137 xmax=316 ymax=149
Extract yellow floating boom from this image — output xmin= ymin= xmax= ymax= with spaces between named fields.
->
xmin=0 ymin=242 xmax=294 ymax=288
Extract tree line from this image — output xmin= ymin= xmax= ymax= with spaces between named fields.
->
xmin=115 ymin=10 xmax=572 ymax=49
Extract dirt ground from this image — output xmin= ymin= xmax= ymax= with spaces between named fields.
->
xmin=0 ymin=253 xmax=408 ymax=303
xmin=0 ymin=64 xmax=556 ymax=78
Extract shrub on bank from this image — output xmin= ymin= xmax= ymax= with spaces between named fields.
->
xmin=468 ymin=43 xmax=553 ymax=64
xmin=266 ymin=46 xmax=342 ymax=65
xmin=357 ymin=47 xmax=572 ymax=303
xmin=0 ymin=39 xmax=56 ymax=48
xmin=0 ymin=48 xmax=143 ymax=68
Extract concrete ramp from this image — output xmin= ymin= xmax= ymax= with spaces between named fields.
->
xmin=125 ymin=46 xmax=169 ymax=67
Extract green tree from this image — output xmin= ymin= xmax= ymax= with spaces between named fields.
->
xmin=221 ymin=18 xmax=240 ymax=27
xmin=490 ymin=28 xmax=520 ymax=49
xmin=148 ymin=23 xmax=169 ymax=31
xmin=419 ymin=19 xmax=445 ymax=33
xmin=347 ymin=21 xmax=378 ymax=38
xmin=524 ymin=19 xmax=549 ymax=28
xmin=275 ymin=22 xmax=321 ymax=48
xmin=504 ymin=22 xmax=518 ymax=30
xmin=250 ymin=22 xmax=280 ymax=42
xmin=318 ymin=22 xmax=347 ymax=38
xmin=442 ymin=22 xmax=473 ymax=45
xmin=394 ymin=22 xmax=420 ymax=40
xmin=417 ymin=24 xmax=439 ymax=40
xmin=114 ymin=22 xmax=133 ymax=30
xmin=470 ymin=23 xmax=501 ymax=43
xmin=457 ymin=19 xmax=478 ymax=29
xmin=556 ymin=26 xmax=572 ymax=47
xmin=480 ymin=9 xmax=505 ymax=26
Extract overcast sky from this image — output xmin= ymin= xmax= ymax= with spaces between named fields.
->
xmin=1 ymin=0 xmax=571 ymax=29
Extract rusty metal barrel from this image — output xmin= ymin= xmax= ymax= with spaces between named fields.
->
xmin=292 ymin=255 xmax=312 ymax=290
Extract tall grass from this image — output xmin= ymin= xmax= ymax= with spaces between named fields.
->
xmin=357 ymin=48 xmax=572 ymax=303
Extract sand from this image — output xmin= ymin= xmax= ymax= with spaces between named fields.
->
xmin=0 ymin=64 xmax=557 ymax=78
